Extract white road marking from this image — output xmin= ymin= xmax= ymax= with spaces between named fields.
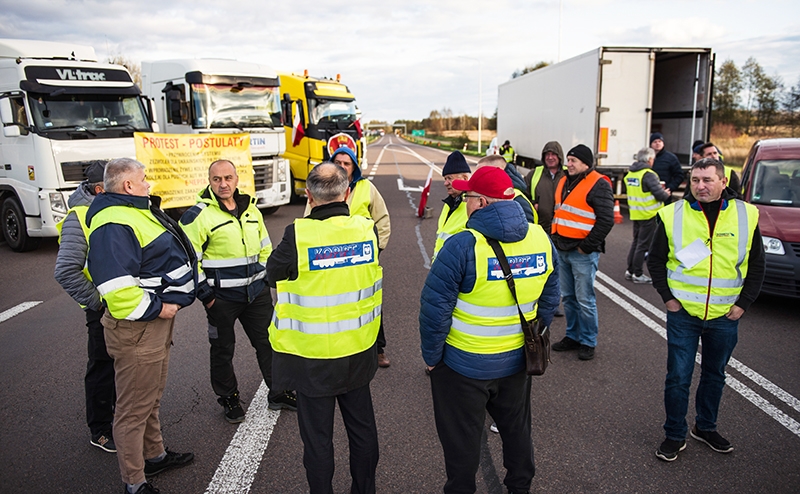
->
xmin=0 ymin=301 xmax=42 ymax=324
xmin=595 ymin=270 xmax=800 ymax=415
xmin=594 ymin=276 xmax=800 ymax=438
xmin=205 ymin=382 xmax=281 ymax=494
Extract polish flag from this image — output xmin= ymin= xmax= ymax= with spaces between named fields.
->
xmin=417 ymin=168 xmax=434 ymax=218
xmin=291 ymin=101 xmax=304 ymax=147
xmin=353 ymin=118 xmax=363 ymax=139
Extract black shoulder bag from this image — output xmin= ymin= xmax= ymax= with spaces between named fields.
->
xmin=485 ymin=237 xmax=550 ymax=376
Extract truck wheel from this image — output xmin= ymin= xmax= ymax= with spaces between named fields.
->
xmin=2 ymin=197 xmax=41 ymax=252
xmin=261 ymin=206 xmax=280 ymax=215
xmin=289 ymin=173 xmax=303 ymax=204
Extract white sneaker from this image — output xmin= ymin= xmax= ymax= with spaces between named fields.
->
xmin=489 ymin=422 xmax=499 ymax=434
xmin=632 ymin=274 xmax=652 ymax=284
xmin=624 ymin=270 xmax=633 ymax=280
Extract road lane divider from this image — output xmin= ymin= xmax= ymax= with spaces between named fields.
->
xmin=594 ymin=275 xmax=800 ymax=438
xmin=205 ymin=381 xmax=280 ymax=494
xmin=0 ymin=301 xmax=42 ymax=324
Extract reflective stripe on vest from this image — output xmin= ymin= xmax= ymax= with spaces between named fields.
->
xmin=446 ymin=225 xmax=553 ymax=355
xmin=514 ymin=188 xmax=538 ymax=224
xmin=269 ymin=215 xmax=383 ymax=359
xmin=433 ymin=200 xmax=468 ymax=260
xmin=660 ymin=199 xmax=758 ymax=320
xmin=528 ymin=166 xmax=544 ymax=202
xmin=625 ymin=168 xmax=663 ymax=220
xmin=552 ymin=170 xmax=610 ymax=239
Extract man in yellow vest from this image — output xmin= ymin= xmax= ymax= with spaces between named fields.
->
xmin=420 ymin=166 xmax=560 ymax=494
xmin=323 ymin=146 xmax=392 ymax=367
xmin=550 ymin=144 xmax=614 ymax=361
xmin=55 ymin=160 xmax=116 ymax=453
xmin=649 ymin=158 xmax=765 ymax=462
xmin=500 ymin=139 xmax=516 ymax=164
xmin=87 ymin=158 xmax=196 ymax=494
xmin=267 ymin=162 xmax=382 ymax=494
xmin=477 ymin=154 xmax=537 ymax=224
xmin=624 ymin=147 xmax=672 ymax=284
xmin=180 ymin=160 xmax=296 ymax=424
xmin=433 ymin=151 xmax=471 ymax=260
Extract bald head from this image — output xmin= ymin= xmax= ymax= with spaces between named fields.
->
xmin=306 ymin=162 xmax=349 ymax=206
xmin=208 ymin=159 xmax=238 ymax=202
xmin=476 ymin=154 xmax=507 ymax=170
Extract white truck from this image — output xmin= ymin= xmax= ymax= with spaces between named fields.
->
xmin=0 ymin=39 xmax=153 ymax=251
xmin=141 ymin=59 xmax=290 ymax=213
xmin=497 ymin=46 xmax=715 ymax=195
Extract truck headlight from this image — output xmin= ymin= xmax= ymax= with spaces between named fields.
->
xmin=49 ymin=192 xmax=67 ymax=214
xmin=277 ymin=160 xmax=287 ymax=182
xmin=762 ymin=236 xmax=785 ymax=255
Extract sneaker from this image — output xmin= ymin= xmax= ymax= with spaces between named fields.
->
xmin=632 ymin=274 xmax=652 ymax=284
xmin=378 ymin=352 xmax=391 ymax=368
xmin=218 ymin=392 xmax=245 ymax=424
xmin=144 ymin=449 xmax=194 ymax=476
xmin=125 ymin=482 xmax=161 ymax=493
xmin=690 ymin=426 xmax=733 ymax=453
xmin=655 ymin=438 xmax=686 ymax=462
xmin=552 ymin=336 xmax=581 ymax=352
xmin=268 ymin=390 xmax=297 ymax=411
xmin=489 ymin=422 xmax=499 ymax=434
xmin=625 ymin=270 xmax=633 ymax=280
xmin=578 ymin=345 xmax=595 ymax=360
xmin=91 ymin=431 xmax=117 ymax=453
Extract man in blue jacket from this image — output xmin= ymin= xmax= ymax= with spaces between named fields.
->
xmin=419 ymin=166 xmax=559 ymax=494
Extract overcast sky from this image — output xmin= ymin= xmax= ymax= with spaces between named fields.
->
xmin=1 ymin=0 xmax=798 ymax=123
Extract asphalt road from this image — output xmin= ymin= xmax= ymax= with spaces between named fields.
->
xmin=1 ymin=134 xmax=799 ymax=493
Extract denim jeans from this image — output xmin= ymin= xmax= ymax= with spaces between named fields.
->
xmin=557 ymin=249 xmax=600 ymax=347
xmin=663 ymin=307 xmax=739 ymax=440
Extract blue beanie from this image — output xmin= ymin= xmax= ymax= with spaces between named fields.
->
xmin=650 ymin=132 xmax=664 ymax=144
xmin=331 ymin=146 xmax=357 ymax=164
xmin=442 ymin=151 xmax=470 ymax=176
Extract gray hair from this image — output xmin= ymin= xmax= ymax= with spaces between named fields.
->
xmin=307 ymin=162 xmax=349 ymax=204
xmin=636 ymin=147 xmax=656 ymax=163
xmin=104 ymin=158 xmax=145 ymax=193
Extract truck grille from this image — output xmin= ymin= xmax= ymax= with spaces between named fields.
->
xmin=252 ymin=160 xmax=274 ymax=188
xmin=60 ymin=160 xmax=110 ymax=182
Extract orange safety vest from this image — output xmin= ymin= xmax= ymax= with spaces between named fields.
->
xmin=551 ymin=171 xmax=611 ymax=239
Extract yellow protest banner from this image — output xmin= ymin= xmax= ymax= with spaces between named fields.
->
xmin=134 ymin=133 xmax=255 ymax=209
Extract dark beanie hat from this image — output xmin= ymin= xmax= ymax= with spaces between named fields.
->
xmin=649 ymin=132 xmax=664 ymax=144
xmin=442 ymin=151 xmax=470 ymax=176
xmin=85 ymin=160 xmax=107 ymax=183
xmin=567 ymin=144 xmax=593 ymax=167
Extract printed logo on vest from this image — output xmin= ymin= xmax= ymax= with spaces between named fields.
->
xmin=487 ymin=253 xmax=548 ymax=280
xmin=715 ymin=232 xmax=735 ymax=238
xmin=308 ymin=240 xmax=375 ymax=270
xmin=626 ymin=177 xmax=640 ymax=187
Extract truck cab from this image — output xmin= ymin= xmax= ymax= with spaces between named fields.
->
xmin=278 ymin=72 xmax=364 ymax=200
xmin=0 ymin=38 xmax=151 ymax=251
xmin=140 ymin=59 xmax=290 ymax=212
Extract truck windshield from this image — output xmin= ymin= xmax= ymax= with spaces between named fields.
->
xmin=308 ymin=98 xmax=357 ymax=126
xmin=191 ymin=83 xmax=281 ymax=129
xmin=28 ymin=94 xmax=150 ymax=135
xmin=751 ymin=159 xmax=800 ymax=207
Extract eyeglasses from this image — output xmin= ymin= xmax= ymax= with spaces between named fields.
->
xmin=462 ymin=193 xmax=482 ymax=200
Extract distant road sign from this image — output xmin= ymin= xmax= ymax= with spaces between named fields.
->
xmin=412 ymin=130 xmax=426 ymax=136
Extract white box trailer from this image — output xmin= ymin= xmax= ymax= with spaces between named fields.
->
xmin=0 ymin=39 xmax=153 ymax=251
xmin=497 ymin=46 xmax=714 ymax=194
xmin=141 ymin=59 xmax=290 ymax=213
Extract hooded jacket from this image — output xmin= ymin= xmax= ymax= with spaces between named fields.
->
xmin=524 ymin=141 xmax=566 ymax=232
xmin=419 ymin=200 xmax=560 ymax=380
xmin=54 ymin=181 xmax=103 ymax=311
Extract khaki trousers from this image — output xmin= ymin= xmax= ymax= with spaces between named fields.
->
xmin=103 ymin=312 xmax=174 ymax=484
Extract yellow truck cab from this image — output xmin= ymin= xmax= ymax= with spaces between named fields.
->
xmin=278 ymin=72 xmax=364 ymax=200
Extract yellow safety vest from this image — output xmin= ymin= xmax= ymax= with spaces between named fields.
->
xmin=625 ymin=168 xmax=664 ymax=220
xmin=502 ymin=146 xmax=515 ymax=163
xmin=269 ymin=215 xmax=383 ymax=359
xmin=348 ymin=179 xmax=372 ymax=218
xmin=514 ymin=188 xmax=538 ymax=224
xmin=446 ymin=225 xmax=553 ymax=355
xmin=433 ymin=200 xmax=468 ymax=260
xmin=659 ymin=199 xmax=759 ymax=320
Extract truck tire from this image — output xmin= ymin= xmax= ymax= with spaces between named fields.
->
xmin=289 ymin=172 xmax=303 ymax=204
xmin=2 ymin=197 xmax=41 ymax=252
xmin=261 ymin=206 xmax=280 ymax=215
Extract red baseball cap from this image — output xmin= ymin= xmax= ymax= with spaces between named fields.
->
xmin=451 ymin=166 xmax=515 ymax=199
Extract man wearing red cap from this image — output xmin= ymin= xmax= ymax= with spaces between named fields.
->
xmin=420 ymin=166 xmax=560 ymax=494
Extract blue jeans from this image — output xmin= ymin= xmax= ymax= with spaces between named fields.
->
xmin=663 ymin=308 xmax=739 ymax=440
xmin=557 ymin=249 xmax=599 ymax=347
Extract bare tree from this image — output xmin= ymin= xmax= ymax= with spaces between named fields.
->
xmin=107 ymin=54 xmax=141 ymax=87
xmin=741 ymin=57 xmax=764 ymax=133
xmin=713 ymin=59 xmax=742 ymax=126
xmin=783 ymin=77 xmax=800 ymax=137
xmin=512 ymin=61 xmax=550 ymax=79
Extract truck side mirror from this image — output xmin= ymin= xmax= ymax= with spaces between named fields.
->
xmin=162 ymin=82 xmax=186 ymax=125
xmin=0 ymin=98 xmax=22 ymax=137
xmin=283 ymin=93 xmax=291 ymax=102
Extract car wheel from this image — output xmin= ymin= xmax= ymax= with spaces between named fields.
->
xmin=2 ymin=197 xmax=41 ymax=252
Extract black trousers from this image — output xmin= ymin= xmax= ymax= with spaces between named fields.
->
xmin=205 ymin=288 xmax=279 ymax=400
xmin=626 ymin=217 xmax=658 ymax=277
xmin=85 ymin=308 xmax=115 ymax=436
xmin=430 ymin=364 xmax=535 ymax=494
xmin=296 ymin=384 xmax=379 ymax=494
xmin=376 ymin=318 xmax=386 ymax=353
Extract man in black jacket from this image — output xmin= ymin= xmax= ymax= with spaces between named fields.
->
xmin=650 ymin=133 xmax=685 ymax=194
